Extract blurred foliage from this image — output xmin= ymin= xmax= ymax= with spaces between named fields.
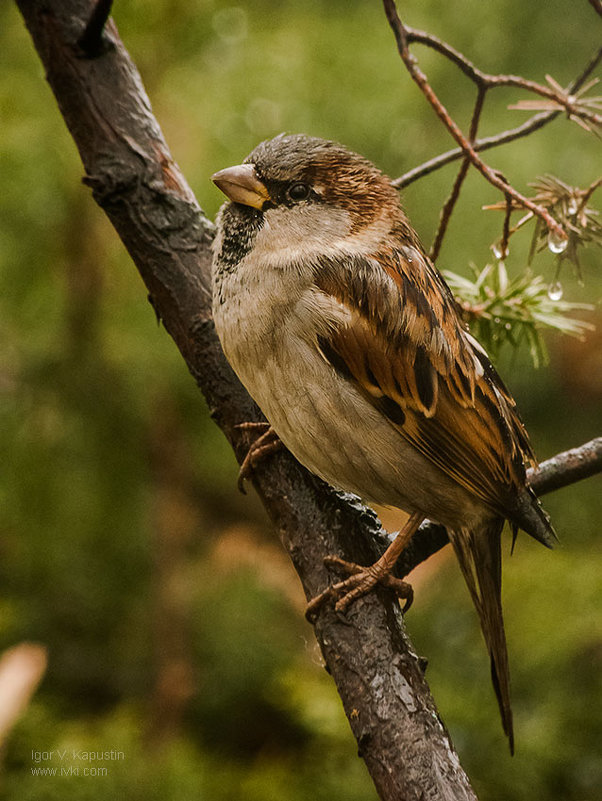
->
xmin=1 ymin=1 xmax=601 ymax=800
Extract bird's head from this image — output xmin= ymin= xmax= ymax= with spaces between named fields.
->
xmin=211 ymin=134 xmax=407 ymax=267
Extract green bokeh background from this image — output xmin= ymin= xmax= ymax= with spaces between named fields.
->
xmin=1 ymin=1 xmax=601 ymax=799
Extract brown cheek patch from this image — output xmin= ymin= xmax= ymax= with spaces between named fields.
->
xmin=310 ymin=161 xmax=399 ymax=230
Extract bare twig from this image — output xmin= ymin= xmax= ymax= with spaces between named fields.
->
xmin=384 ymin=4 xmax=602 ymax=258
xmin=395 ymin=47 xmax=602 ymax=188
xmin=430 ymin=86 xmax=486 ymax=261
xmin=394 ymin=112 xmax=560 ymax=188
xmin=383 ymin=0 xmax=568 ymax=246
xmin=404 ymin=25 xmax=602 ymax=129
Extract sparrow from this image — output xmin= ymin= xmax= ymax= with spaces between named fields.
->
xmin=210 ymin=133 xmax=556 ymax=751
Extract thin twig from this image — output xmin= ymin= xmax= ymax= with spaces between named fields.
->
xmin=394 ymin=112 xmax=559 ymax=188
xmin=403 ymin=26 xmax=485 ymax=83
xmin=383 ymin=0 xmax=568 ymax=243
xmin=405 ymin=26 xmax=602 ymax=129
xmin=430 ymin=85 xmax=486 ymax=261
xmin=393 ymin=47 xmax=602 ymax=188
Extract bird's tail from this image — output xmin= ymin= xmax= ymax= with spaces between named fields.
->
xmin=449 ymin=519 xmax=514 ymax=753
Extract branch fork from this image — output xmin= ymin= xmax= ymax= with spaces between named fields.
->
xmin=383 ymin=0 xmax=601 ymax=258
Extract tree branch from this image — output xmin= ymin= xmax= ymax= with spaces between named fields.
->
xmin=393 ymin=112 xmax=562 ymax=188
xmin=404 ymin=25 xmax=602 ymax=128
xmin=529 ymin=437 xmax=602 ymax=494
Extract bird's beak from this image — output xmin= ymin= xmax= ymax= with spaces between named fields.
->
xmin=211 ymin=164 xmax=270 ymax=210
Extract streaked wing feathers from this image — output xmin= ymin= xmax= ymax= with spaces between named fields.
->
xmin=314 ymin=246 xmax=535 ymax=512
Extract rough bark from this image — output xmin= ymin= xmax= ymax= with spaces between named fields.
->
xmin=13 ymin=2 xmax=601 ymax=799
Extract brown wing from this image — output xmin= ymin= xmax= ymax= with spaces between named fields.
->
xmin=314 ymin=245 xmax=535 ymax=513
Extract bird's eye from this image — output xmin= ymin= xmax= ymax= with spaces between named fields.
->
xmin=287 ymin=182 xmax=310 ymax=202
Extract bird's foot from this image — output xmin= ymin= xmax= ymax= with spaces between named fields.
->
xmin=305 ymin=512 xmax=423 ymax=622
xmin=305 ymin=555 xmax=414 ymax=621
xmin=235 ymin=422 xmax=282 ymax=493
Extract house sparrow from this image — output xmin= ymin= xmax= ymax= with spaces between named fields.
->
xmin=211 ymin=134 xmax=556 ymax=751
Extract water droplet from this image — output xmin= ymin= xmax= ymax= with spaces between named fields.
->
xmin=548 ymin=229 xmax=568 ymax=254
xmin=568 ymin=199 xmax=578 ymax=216
xmin=402 ymin=246 xmax=415 ymax=263
xmin=547 ymin=281 xmax=563 ymax=301
xmin=492 ymin=241 xmax=508 ymax=260
xmin=504 ymin=323 xmax=512 ymax=330
xmin=493 ymin=316 xmax=501 ymax=324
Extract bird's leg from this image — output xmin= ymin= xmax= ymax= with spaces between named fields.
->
xmin=306 ymin=512 xmax=424 ymax=620
xmin=235 ymin=422 xmax=282 ymax=493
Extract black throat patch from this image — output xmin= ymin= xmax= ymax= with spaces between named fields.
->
xmin=215 ymin=202 xmax=265 ymax=273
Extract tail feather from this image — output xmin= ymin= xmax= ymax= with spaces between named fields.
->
xmin=449 ymin=520 xmax=514 ymax=753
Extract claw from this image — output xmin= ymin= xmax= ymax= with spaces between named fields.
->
xmin=305 ymin=513 xmax=422 ymax=621
xmin=235 ymin=423 xmax=282 ymax=492
xmin=305 ymin=555 xmax=413 ymax=620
